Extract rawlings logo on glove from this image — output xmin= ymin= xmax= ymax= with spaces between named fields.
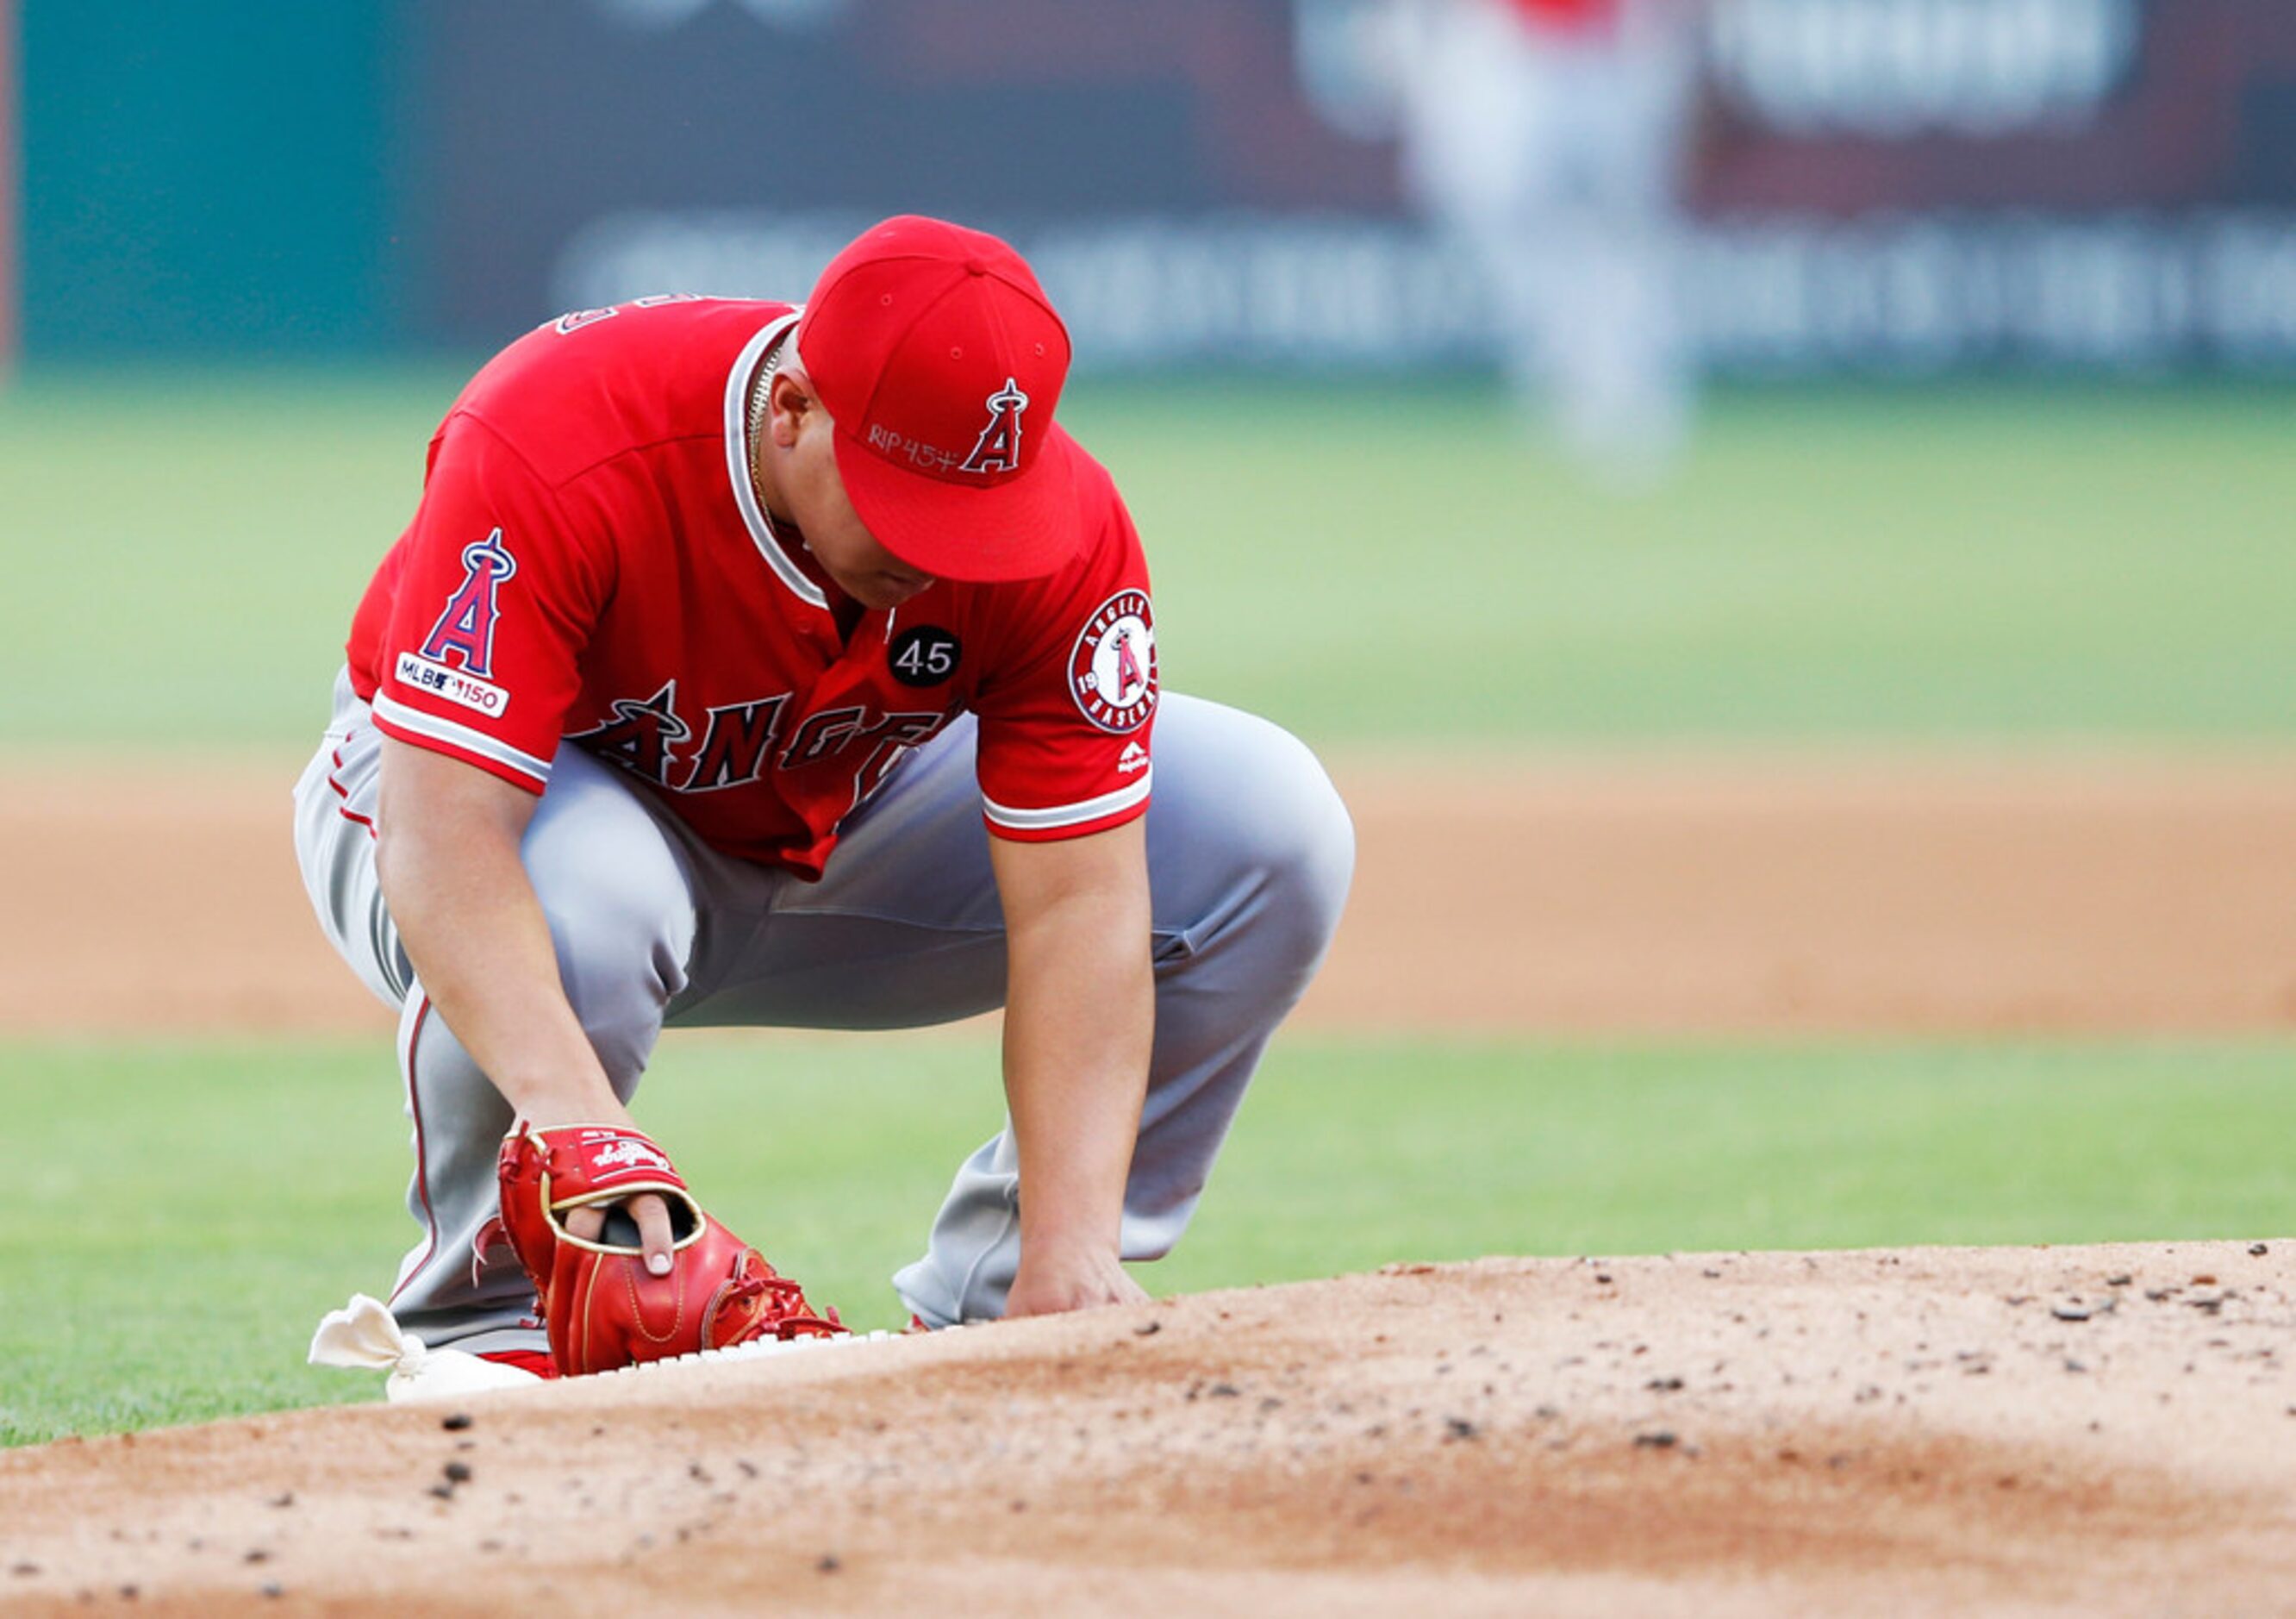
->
xmin=482 ymin=1122 xmax=844 ymax=1377
xmin=589 ymin=1136 xmax=673 ymax=1176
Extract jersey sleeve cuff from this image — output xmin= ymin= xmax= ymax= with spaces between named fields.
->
xmin=370 ymin=693 xmax=553 ymax=793
xmin=981 ymin=772 xmax=1151 ymax=842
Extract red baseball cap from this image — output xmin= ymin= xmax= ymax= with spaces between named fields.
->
xmin=795 ymin=216 xmax=1082 ymax=583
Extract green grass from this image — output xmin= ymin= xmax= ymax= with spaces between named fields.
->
xmin=1097 ymin=381 xmax=2296 ymax=745
xmin=5 ymin=1032 xmax=2289 ymax=1447
xmin=1 ymin=372 xmax=2290 ymax=751
xmin=4 ymin=373 xmax=2287 ymax=1447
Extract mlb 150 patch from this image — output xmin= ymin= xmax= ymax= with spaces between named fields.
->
xmin=395 ymin=651 xmax=513 ymax=717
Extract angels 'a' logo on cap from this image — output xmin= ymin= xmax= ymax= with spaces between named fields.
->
xmin=958 ymin=378 xmax=1028 ymax=476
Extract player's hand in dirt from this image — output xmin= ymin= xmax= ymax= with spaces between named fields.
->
xmin=1005 ymin=1239 xmax=1150 ymax=1318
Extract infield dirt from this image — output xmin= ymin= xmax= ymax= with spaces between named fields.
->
xmin=5 ymin=1242 xmax=2292 ymax=1616
xmin=8 ymin=752 xmax=2296 ymax=1035
xmin=9 ymin=757 xmax=2293 ymax=1613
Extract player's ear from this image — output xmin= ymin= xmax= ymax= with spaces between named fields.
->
xmin=768 ymin=366 xmax=819 ymax=448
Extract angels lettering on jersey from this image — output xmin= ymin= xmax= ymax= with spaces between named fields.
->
xmin=568 ymin=678 xmax=944 ymax=801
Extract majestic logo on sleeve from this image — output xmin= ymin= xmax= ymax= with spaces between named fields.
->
xmin=958 ymin=378 xmax=1028 ymax=476
xmin=419 ymin=529 xmax=517 ymax=679
xmin=1068 ymin=590 xmax=1157 ymax=734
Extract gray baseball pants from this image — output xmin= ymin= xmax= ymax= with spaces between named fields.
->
xmin=292 ymin=670 xmax=1354 ymax=1349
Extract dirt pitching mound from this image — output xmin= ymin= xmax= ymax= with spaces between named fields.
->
xmin=6 ymin=1241 xmax=2291 ymax=1616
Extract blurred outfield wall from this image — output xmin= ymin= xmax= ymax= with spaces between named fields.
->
xmin=14 ymin=0 xmax=2296 ymax=372
xmin=17 ymin=5 xmax=406 ymax=359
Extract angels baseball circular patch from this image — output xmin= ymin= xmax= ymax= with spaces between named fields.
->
xmin=1068 ymin=589 xmax=1157 ymax=734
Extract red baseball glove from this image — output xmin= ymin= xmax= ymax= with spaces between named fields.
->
xmin=484 ymin=1121 xmax=844 ymax=1377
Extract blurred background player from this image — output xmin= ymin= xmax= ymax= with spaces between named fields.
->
xmin=1387 ymin=0 xmax=1701 ymax=481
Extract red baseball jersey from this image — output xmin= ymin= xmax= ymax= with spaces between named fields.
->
xmin=346 ymin=297 xmax=1157 ymax=879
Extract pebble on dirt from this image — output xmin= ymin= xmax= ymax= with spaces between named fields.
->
xmin=440 ymin=1413 xmax=474 ymax=1431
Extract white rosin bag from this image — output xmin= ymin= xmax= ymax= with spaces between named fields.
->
xmin=309 ymin=1292 xmax=901 ymax=1401
xmin=308 ymin=1294 xmax=546 ymax=1403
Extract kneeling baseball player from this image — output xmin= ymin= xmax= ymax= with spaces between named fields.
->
xmin=296 ymin=216 xmax=1355 ymax=1397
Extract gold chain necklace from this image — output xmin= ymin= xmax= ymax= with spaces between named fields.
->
xmin=745 ymin=334 xmax=787 ymax=494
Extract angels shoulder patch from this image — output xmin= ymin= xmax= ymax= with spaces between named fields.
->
xmin=1068 ymin=590 xmax=1157 ymax=734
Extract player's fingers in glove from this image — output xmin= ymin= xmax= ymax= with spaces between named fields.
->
xmin=563 ymin=1193 xmax=677 ymax=1275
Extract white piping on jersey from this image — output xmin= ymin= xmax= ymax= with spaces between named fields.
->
xmin=981 ymin=771 xmax=1152 ymax=832
xmin=372 ymin=693 xmax=555 ymax=784
xmin=721 ymin=310 xmax=828 ymax=612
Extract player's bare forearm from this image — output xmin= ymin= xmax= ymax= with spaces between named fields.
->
xmin=989 ymin=818 xmax=1154 ymax=1316
xmin=373 ymin=737 xmax=624 ymax=1126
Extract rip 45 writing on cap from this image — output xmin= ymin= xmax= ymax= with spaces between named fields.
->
xmin=795 ymin=216 xmax=1082 ymax=584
